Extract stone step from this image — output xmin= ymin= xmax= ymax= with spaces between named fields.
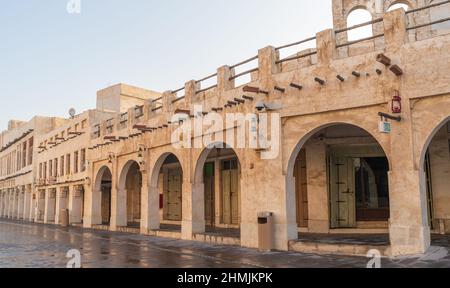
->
xmin=289 ymin=240 xmax=390 ymax=257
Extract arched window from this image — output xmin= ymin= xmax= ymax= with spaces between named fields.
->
xmin=347 ymin=9 xmax=373 ymax=41
xmin=387 ymin=3 xmax=410 ymax=12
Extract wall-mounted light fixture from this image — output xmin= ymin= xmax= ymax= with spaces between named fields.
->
xmin=392 ymin=90 xmax=402 ymax=114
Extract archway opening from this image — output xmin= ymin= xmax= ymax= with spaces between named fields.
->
xmin=195 ymin=144 xmax=241 ymax=239
xmin=387 ymin=2 xmax=410 ymax=12
xmin=288 ymin=124 xmax=391 ymax=244
xmin=98 ymin=167 xmax=112 ymax=226
xmin=155 ymin=153 xmax=183 ymax=232
xmin=123 ymin=161 xmax=142 ymax=227
xmin=347 ymin=8 xmax=373 ymax=41
xmin=420 ymin=119 xmax=450 ymax=236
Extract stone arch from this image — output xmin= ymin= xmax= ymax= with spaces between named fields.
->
xmin=117 ymin=160 xmax=142 ymax=226
xmin=386 ymin=0 xmax=414 ymax=11
xmin=286 ymin=122 xmax=391 ymax=176
xmin=193 ymin=142 xmax=243 ymax=184
xmin=93 ymin=165 xmax=113 ymax=225
xmin=284 ymin=121 xmax=392 ymax=239
xmin=118 ymin=160 xmax=141 ymax=191
xmin=347 ymin=7 xmax=374 ymax=41
xmin=192 ymin=142 xmax=243 ymax=232
xmin=150 ymin=152 xmax=184 ymax=189
xmin=94 ymin=165 xmax=112 ymax=192
xmin=145 ymin=151 xmax=185 ymax=231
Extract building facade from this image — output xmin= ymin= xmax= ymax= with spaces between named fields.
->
xmin=0 ymin=117 xmax=67 ymax=222
xmin=1 ymin=0 xmax=450 ymax=257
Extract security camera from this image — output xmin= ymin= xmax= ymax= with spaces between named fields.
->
xmin=255 ymin=101 xmax=266 ymax=112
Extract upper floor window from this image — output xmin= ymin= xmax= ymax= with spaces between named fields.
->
xmin=347 ymin=9 xmax=373 ymax=41
xmin=387 ymin=3 xmax=409 ymax=12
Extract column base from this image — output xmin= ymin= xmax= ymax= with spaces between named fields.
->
xmin=307 ymin=220 xmax=330 ymax=234
xmin=181 ymin=220 xmax=206 ymax=240
xmin=389 ymin=224 xmax=431 ymax=257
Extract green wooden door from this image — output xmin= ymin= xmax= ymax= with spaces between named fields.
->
xmin=330 ymin=157 xmax=356 ymax=228
xmin=165 ymin=168 xmax=182 ymax=221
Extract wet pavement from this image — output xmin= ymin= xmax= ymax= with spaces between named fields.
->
xmin=1 ymin=218 xmax=450 ymax=268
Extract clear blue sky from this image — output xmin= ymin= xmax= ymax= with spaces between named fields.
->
xmin=0 ymin=0 xmax=335 ymax=130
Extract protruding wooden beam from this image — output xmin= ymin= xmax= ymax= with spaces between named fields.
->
xmin=376 ymin=69 xmax=382 ymax=75
xmin=175 ymin=109 xmax=191 ymax=115
xmin=352 ymin=71 xmax=361 ymax=78
xmin=274 ymin=86 xmax=286 ymax=93
xmin=242 ymin=95 xmax=254 ymax=101
xmin=336 ymin=75 xmax=345 ymax=82
xmin=228 ymin=101 xmax=237 ymax=106
xmin=389 ymin=65 xmax=403 ymax=76
xmin=314 ymin=77 xmax=325 ymax=85
xmin=376 ymin=54 xmax=391 ymax=66
xmin=290 ymin=83 xmax=303 ymax=90
xmin=234 ymin=98 xmax=245 ymax=104
xmin=243 ymin=85 xmax=269 ymax=95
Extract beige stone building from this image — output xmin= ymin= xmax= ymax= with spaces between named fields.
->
xmin=1 ymin=0 xmax=450 ymax=257
xmin=0 ymin=117 xmax=67 ymax=221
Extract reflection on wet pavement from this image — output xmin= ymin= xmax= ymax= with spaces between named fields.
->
xmin=1 ymin=219 xmax=450 ymax=268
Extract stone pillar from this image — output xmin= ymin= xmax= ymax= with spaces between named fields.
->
xmin=29 ymin=192 xmax=36 ymax=221
xmin=217 ymin=66 xmax=235 ymax=92
xmin=111 ymin=159 xmax=126 ymax=229
xmin=258 ymin=46 xmax=280 ymax=79
xmin=69 ymin=186 xmax=83 ymax=224
xmin=146 ymin=186 xmax=160 ymax=231
xmin=0 ymin=191 xmax=4 ymax=217
xmin=389 ymin=98 xmax=430 ymax=256
xmin=214 ymin=159 xmax=221 ymax=226
xmin=55 ymin=187 xmax=68 ymax=224
xmin=184 ymin=80 xmax=199 ymax=108
xmin=383 ymin=8 xmax=407 ymax=53
xmin=305 ymin=140 xmax=330 ymax=233
xmin=162 ymin=91 xmax=175 ymax=114
xmin=85 ymin=188 xmax=102 ymax=228
xmin=12 ymin=189 xmax=18 ymax=219
xmin=8 ymin=189 xmax=14 ymax=218
xmin=23 ymin=185 xmax=31 ymax=220
xmin=428 ymin=127 xmax=450 ymax=232
xmin=316 ymin=29 xmax=336 ymax=66
xmin=44 ymin=189 xmax=56 ymax=223
xmin=140 ymin=171 xmax=150 ymax=233
xmin=17 ymin=186 xmax=24 ymax=220
xmin=182 ymin=181 xmax=205 ymax=240
xmin=36 ymin=190 xmax=46 ymax=222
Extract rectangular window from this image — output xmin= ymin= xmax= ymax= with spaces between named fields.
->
xmin=22 ymin=142 xmax=27 ymax=168
xmin=81 ymin=120 xmax=87 ymax=129
xmin=43 ymin=162 xmax=47 ymax=179
xmin=60 ymin=156 xmax=65 ymax=176
xmin=54 ymin=158 xmax=58 ymax=177
xmin=66 ymin=154 xmax=71 ymax=175
xmin=28 ymin=137 xmax=33 ymax=165
xmin=49 ymin=160 xmax=53 ymax=177
xmin=16 ymin=148 xmax=20 ymax=171
xmin=80 ymin=149 xmax=86 ymax=172
xmin=74 ymin=151 xmax=79 ymax=173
